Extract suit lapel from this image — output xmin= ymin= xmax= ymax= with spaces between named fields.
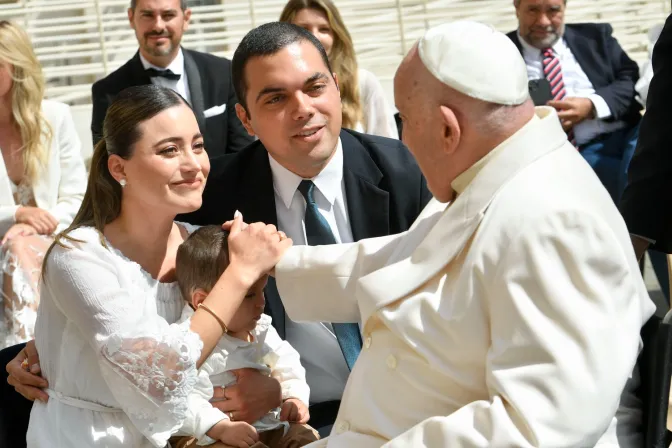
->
xmin=233 ymin=143 xmax=285 ymax=336
xmin=31 ymin=124 xmax=53 ymax=209
xmin=0 ymin=154 xmax=13 ymax=207
xmin=509 ymin=32 xmax=524 ymax=55
xmin=340 ymin=131 xmax=390 ymax=241
xmin=358 ymin=107 xmax=571 ymax=326
xmin=129 ymin=51 xmax=153 ymax=86
xmin=563 ymin=27 xmax=603 ymax=87
xmin=234 ymin=144 xmax=278 ymax=226
xmin=183 ymin=49 xmax=207 ymax=134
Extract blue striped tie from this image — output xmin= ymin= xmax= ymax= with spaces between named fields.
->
xmin=297 ymin=180 xmax=362 ymax=370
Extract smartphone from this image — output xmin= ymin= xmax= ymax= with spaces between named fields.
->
xmin=528 ymin=79 xmax=552 ymax=106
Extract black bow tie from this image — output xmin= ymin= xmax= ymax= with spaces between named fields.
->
xmin=145 ymin=67 xmax=181 ymax=81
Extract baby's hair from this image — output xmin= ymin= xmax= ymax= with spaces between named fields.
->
xmin=175 ymin=226 xmax=230 ymax=302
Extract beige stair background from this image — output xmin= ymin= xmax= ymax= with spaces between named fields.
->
xmin=1 ymin=0 xmax=670 ymax=160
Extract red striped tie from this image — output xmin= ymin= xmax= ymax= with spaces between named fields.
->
xmin=542 ymin=48 xmax=576 ymax=146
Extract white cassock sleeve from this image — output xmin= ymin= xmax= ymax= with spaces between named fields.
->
xmin=384 ymin=211 xmax=653 ymax=447
xmin=275 ymin=232 xmax=405 ymax=323
xmin=43 ymin=239 xmax=204 ymax=448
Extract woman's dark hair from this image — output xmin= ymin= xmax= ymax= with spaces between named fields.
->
xmin=44 ymin=85 xmax=189 ymax=266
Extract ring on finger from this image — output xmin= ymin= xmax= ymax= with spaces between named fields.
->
xmin=229 ymin=411 xmax=234 ymax=421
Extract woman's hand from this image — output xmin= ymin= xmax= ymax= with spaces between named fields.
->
xmin=1 ymin=223 xmax=36 ymax=245
xmin=225 ymin=212 xmax=292 ymax=287
xmin=6 ymin=340 xmax=49 ymax=402
xmin=15 ymin=206 xmax=58 ymax=235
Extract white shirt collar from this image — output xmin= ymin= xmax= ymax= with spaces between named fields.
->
xmin=138 ymin=47 xmax=185 ymax=75
xmin=517 ymin=30 xmax=566 ymax=58
xmin=268 ymin=138 xmax=344 ymax=210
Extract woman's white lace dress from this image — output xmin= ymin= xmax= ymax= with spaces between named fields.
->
xmin=26 ymin=224 xmax=203 ymax=448
xmin=0 ymin=181 xmax=51 ymax=348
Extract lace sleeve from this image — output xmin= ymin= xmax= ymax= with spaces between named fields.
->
xmin=43 ymin=232 xmax=203 ymax=447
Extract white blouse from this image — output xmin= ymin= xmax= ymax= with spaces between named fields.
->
xmin=26 ymin=224 xmax=202 ymax=448
xmin=354 ymin=68 xmax=398 ymax=139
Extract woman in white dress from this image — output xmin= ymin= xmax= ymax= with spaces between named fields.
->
xmin=280 ymin=0 xmax=399 ymax=139
xmin=11 ymin=84 xmax=290 ymax=447
xmin=0 ymin=20 xmax=87 ymax=348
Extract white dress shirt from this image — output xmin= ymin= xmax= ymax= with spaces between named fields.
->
xmin=268 ymin=139 xmax=353 ymax=405
xmin=139 ymin=48 xmax=191 ymax=104
xmin=518 ymin=32 xmax=626 ymax=145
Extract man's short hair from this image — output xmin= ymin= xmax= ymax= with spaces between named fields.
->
xmin=231 ymin=21 xmax=335 ymax=112
xmin=175 ymin=225 xmax=230 ymax=302
xmin=130 ymin=0 xmax=187 ymax=10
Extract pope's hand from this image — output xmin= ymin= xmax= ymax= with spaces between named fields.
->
xmin=225 ymin=212 xmax=291 ymax=286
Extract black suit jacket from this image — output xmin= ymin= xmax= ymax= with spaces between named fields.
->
xmin=507 ymin=24 xmax=642 ymax=125
xmin=620 ymin=14 xmax=672 ymax=252
xmin=179 ymin=129 xmax=432 ymax=338
xmin=91 ymin=48 xmax=253 ymax=157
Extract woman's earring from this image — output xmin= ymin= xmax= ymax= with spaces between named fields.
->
xmin=119 ymin=179 xmax=127 ymax=188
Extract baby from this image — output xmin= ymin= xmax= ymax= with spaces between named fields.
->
xmin=171 ymin=225 xmax=319 ymax=448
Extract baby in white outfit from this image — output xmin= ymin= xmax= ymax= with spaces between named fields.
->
xmin=171 ymin=225 xmax=319 ymax=448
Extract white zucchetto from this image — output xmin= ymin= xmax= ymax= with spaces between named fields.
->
xmin=418 ymin=20 xmax=530 ymax=105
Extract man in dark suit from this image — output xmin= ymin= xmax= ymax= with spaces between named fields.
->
xmin=179 ymin=22 xmax=431 ymax=435
xmin=621 ymin=12 xmax=672 ymax=262
xmin=91 ymin=0 xmax=252 ymax=157
xmin=508 ymin=0 xmax=641 ymax=204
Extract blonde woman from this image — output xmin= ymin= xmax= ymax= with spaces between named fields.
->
xmin=280 ymin=0 xmax=399 ymax=139
xmin=0 ymin=21 xmax=87 ymax=348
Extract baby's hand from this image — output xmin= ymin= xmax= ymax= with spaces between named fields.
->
xmin=206 ymin=419 xmax=259 ymax=447
xmin=280 ymin=398 xmax=310 ymax=424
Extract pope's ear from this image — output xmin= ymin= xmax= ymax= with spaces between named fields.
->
xmin=438 ymin=105 xmax=460 ymax=155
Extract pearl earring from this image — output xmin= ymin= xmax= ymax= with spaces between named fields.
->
xmin=119 ymin=179 xmax=127 ymax=188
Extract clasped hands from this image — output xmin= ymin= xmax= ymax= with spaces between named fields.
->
xmin=2 ymin=206 xmax=58 ymax=244
xmin=224 ymin=211 xmax=291 ymax=279
xmin=547 ymin=97 xmax=595 ymax=132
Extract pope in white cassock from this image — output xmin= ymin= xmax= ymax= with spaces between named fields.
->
xmin=273 ymin=21 xmax=656 ymax=447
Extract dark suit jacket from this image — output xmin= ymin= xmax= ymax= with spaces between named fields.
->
xmin=620 ymin=14 xmax=672 ymax=252
xmin=179 ymin=129 xmax=432 ymax=338
xmin=507 ymin=24 xmax=642 ymax=125
xmin=91 ymin=48 xmax=253 ymax=157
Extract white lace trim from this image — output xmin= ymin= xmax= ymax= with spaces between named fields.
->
xmin=101 ymin=318 xmax=203 ymax=447
xmin=100 ymin=222 xmax=199 ymax=304
xmin=0 ymin=235 xmax=49 ymax=348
